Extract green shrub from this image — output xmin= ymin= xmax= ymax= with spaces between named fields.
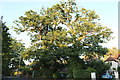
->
xmin=73 ymin=67 xmax=96 ymax=78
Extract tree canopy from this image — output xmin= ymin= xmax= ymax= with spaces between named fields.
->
xmin=13 ymin=0 xmax=113 ymax=78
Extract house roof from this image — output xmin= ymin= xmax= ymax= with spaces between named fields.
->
xmin=104 ymin=57 xmax=118 ymax=62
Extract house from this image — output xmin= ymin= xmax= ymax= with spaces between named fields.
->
xmin=104 ymin=56 xmax=118 ymax=70
xmin=104 ymin=55 xmax=120 ymax=79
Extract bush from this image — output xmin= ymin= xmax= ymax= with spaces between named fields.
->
xmin=73 ymin=67 xmax=96 ymax=78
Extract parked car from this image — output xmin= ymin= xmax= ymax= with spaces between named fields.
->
xmin=101 ymin=72 xmax=113 ymax=79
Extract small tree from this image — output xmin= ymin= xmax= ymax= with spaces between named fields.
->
xmin=1 ymin=17 xmax=26 ymax=76
xmin=2 ymin=18 xmax=13 ymax=76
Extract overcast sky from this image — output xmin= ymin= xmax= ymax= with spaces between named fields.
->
xmin=0 ymin=0 xmax=119 ymax=49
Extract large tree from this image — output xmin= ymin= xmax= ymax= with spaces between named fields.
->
xmin=14 ymin=0 xmax=113 ymax=78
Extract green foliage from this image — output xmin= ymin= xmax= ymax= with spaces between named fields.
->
xmin=66 ymin=57 xmax=86 ymax=78
xmin=2 ymin=20 xmax=13 ymax=76
xmin=86 ymin=59 xmax=110 ymax=78
xmin=73 ymin=67 xmax=96 ymax=78
xmin=2 ymin=18 xmax=25 ymax=76
xmin=13 ymin=0 xmax=113 ymax=78
xmin=9 ymin=39 xmax=26 ymax=71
